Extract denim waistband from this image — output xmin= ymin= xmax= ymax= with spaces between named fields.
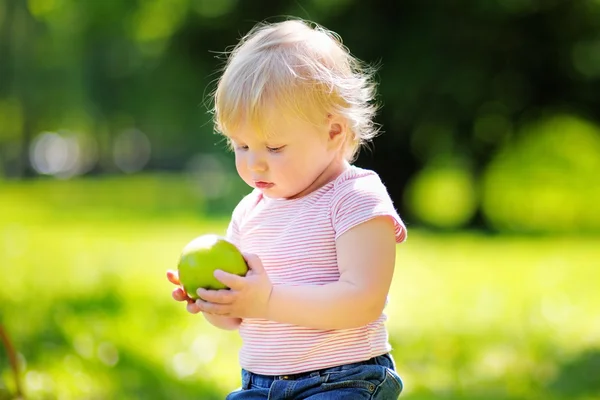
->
xmin=244 ymin=353 xmax=395 ymax=383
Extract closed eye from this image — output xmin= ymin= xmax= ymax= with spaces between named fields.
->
xmin=267 ymin=145 xmax=285 ymax=153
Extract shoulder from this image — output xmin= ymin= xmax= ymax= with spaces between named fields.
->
xmin=329 ymin=166 xmax=407 ymax=243
xmin=330 ymin=166 xmax=389 ymax=202
xmin=230 ymin=189 xmax=262 ymax=224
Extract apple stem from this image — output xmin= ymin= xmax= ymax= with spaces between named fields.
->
xmin=0 ymin=323 xmax=25 ymax=399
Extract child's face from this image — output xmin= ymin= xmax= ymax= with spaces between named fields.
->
xmin=228 ymin=116 xmax=344 ymax=199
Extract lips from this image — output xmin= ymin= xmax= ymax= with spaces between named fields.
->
xmin=254 ymin=181 xmax=274 ymax=189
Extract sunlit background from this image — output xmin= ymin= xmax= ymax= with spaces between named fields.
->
xmin=1 ymin=0 xmax=600 ymax=399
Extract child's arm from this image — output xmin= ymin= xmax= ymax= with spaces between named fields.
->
xmin=196 ymin=216 xmax=397 ymax=330
xmin=267 ymin=216 xmax=396 ymax=330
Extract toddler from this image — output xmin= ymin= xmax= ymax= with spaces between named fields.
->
xmin=168 ymin=18 xmax=407 ymax=399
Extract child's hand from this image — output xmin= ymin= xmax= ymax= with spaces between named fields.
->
xmin=166 ymin=269 xmax=203 ymax=314
xmin=194 ymin=253 xmax=273 ymax=319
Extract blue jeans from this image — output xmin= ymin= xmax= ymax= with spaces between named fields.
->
xmin=226 ymin=353 xmax=403 ymax=399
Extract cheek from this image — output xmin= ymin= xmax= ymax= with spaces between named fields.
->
xmin=270 ymin=156 xmax=295 ymax=175
xmin=234 ymin=154 xmax=247 ymax=175
xmin=280 ymin=156 xmax=314 ymax=180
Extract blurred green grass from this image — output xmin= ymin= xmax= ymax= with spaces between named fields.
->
xmin=1 ymin=175 xmax=599 ymax=399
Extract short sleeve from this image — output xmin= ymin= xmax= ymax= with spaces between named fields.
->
xmin=225 ymin=219 xmax=240 ymax=248
xmin=330 ymin=173 xmax=406 ymax=243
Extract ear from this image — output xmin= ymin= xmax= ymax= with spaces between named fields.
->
xmin=327 ymin=114 xmax=346 ymax=149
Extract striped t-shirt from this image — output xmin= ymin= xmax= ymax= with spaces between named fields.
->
xmin=226 ymin=165 xmax=407 ymax=375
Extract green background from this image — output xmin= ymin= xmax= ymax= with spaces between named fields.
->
xmin=1 ymin=0 xmax=599 ymax=399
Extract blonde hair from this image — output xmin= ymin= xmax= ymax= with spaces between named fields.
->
xmin=212 ymin=18 xmax=380 ymax=161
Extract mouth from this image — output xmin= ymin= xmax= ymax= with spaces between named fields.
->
xmin=254 ymin=181 xmax=274 ymax=189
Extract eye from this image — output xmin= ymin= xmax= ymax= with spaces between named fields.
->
xmin=234 ymin=144 xmax=249 ymax=151
xmin=267 ymin=145 xmax=285 ymax=153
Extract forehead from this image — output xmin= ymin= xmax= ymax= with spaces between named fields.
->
xmin=226 ymin=113 xmax=323 ymax=143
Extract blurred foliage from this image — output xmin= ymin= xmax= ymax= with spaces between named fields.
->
xmin=405 ymin=163 xmax=478 ymax=229
xmin=482 ymin=113 xmax=600 ymax=234
xmin=0 ymin=171 xmax=250 ymax=223
xmin=1 ymin=176 xmax=600 ymax=399
xmin=1 ymin=0 xmax=600 ymax=233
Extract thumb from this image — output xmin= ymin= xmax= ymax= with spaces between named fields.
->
xmin=242 ymin=253 xmax=264 ymax=273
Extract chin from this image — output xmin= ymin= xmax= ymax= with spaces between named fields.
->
xmin=258 ymin=187 xmax=281 ymax=197
xmin=269 ymin=189 xmax=295 ymax=199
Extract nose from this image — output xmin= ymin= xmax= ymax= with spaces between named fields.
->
xmin=247 ymin=151 xmax=267 ymax=173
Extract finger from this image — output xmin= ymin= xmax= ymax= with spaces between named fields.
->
xmin=186 ymin=300 xmax=202 ymax=314
xmin=172 ymin=287 xmax=189 ymax=302
xmin=214 ymin=270 xmax=246 ymax=290
xmin=242 ymin=253 xmax=264 ymax=273
xmin=197 ymin=288 xmax=235 ymax=304
xmin=167 ymin=270 xmax=180 ymax=285
xmin=196 ymin=299 xmax=230 ymax=316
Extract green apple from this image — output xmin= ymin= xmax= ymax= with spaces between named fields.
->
xmin=177 ymin=234 xmax=248 ymax=299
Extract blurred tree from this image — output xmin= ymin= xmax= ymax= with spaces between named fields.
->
xmin=1 ymin=0 xmax=599 ymax=232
